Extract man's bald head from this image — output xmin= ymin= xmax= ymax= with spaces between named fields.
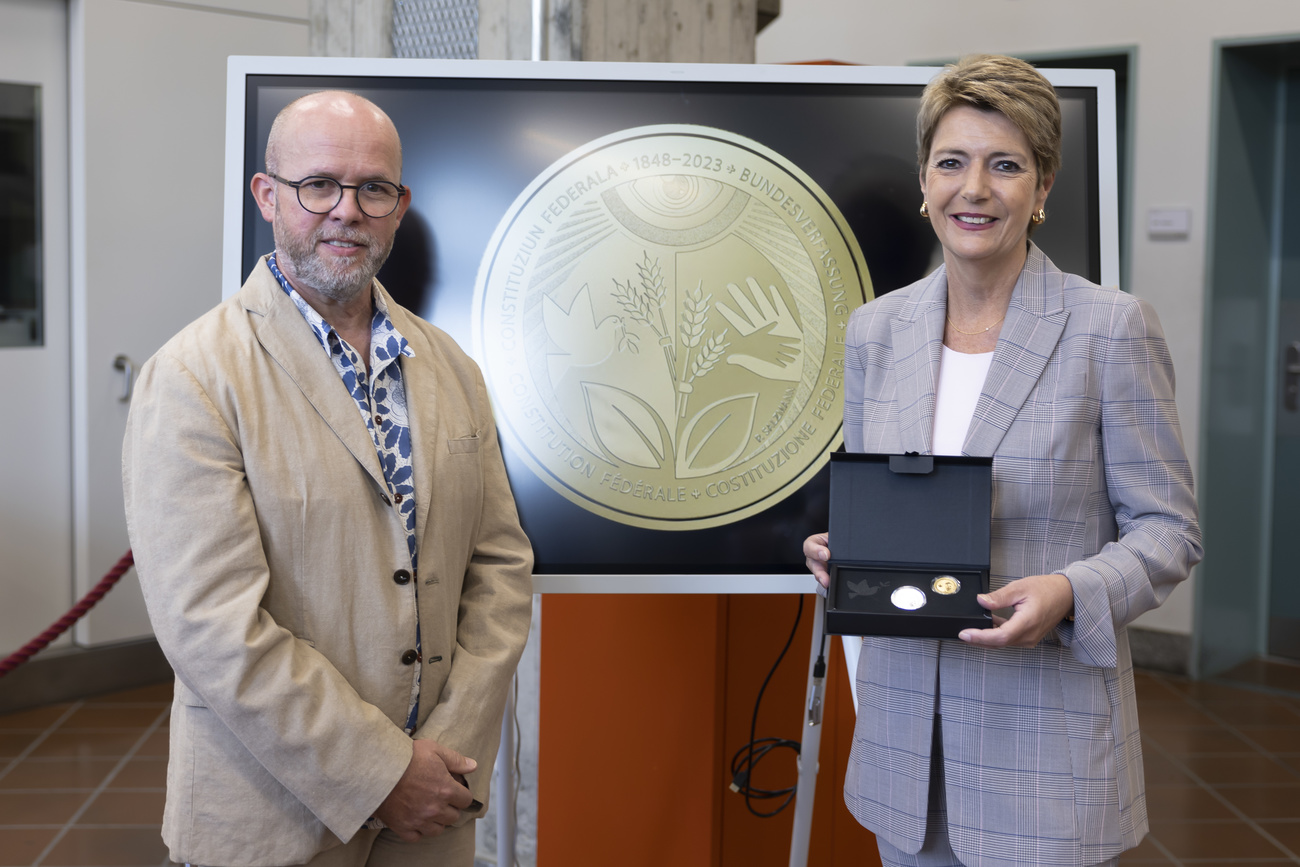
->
xmin=264 ymin=91 xmax=403 ymax=178
xmin=252 ymin=90 xmax=410 ymax=307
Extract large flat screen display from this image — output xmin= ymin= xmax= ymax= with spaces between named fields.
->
xmin=223 ymin=58 xmax=1118 ymax=582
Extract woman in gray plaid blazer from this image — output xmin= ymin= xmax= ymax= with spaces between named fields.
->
xmin=804 ymin=56 xmax=1202 ymax=867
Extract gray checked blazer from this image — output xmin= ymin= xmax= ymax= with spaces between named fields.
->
xmin=840 ymin=244 xmax=1202 ymax=867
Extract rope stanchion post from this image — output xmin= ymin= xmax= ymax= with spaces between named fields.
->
xmin=0 ymin=550 xmax=135 ymax=677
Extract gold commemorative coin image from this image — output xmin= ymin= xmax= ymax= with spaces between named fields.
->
xmin=931 ymin=575 xmax=960 ymax=595
xmin=473 ymin=124 xmax=872 ymax=529
xmin=890 ymin=586 xmax=927 ymax=611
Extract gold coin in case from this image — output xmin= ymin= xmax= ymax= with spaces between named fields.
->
xmin=931 ymin=575 xmax=961 ymax=595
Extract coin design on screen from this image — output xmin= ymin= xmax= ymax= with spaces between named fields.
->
xmin=890 ymin=586 xmax=927 ymax=611
xmin=931 ymin=575 xmax=960 ymax=595
xmin=473 ymin=124 xmax=872 ymax=529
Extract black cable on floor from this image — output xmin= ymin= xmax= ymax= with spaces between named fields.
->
xmin=728 ymin=595 xmax=806 ymax=818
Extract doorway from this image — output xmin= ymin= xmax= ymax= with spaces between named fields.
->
xmin=0 ymin=0 xmax=73 ymax=655
xmin=1200 ymin=38 xmax=1300 ymax=675
xmin=1268 ymin=66 xmax=1300 ymax=660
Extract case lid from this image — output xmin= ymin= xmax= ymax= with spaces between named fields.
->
xmin=828 ymin=452 xmax=992 ymax=569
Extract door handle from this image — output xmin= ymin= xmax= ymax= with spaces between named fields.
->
xmin=113 ymin=354 xmax=134 ymax=403
xmin=1285 ymin=342 xmax=1300 ymax=413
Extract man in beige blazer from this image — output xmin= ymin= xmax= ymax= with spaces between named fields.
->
xmin=122 ymin=92 xmax=534 ymax=867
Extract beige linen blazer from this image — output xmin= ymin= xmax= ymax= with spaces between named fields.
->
xmin=840 ymin=245 xmax=1203 ymax=867
xmin=122 ymin=259 xmax=534 ymax=866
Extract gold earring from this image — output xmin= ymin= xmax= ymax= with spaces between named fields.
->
xmin=1031 ymin=208 xmax=1045 ymax=225
xmin=920 ymin=201 xmax=930 ymax=219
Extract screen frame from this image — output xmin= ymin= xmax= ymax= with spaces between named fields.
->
xmin=221 ymin=57 xmax=1119 ymax=593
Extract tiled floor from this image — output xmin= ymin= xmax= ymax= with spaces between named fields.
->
xmin=0 ymin=665 xmax=1298 ymax=866
xmin=0 ymin=682 xmax=174 ymax=867
xmin=1129 ymin=663 xmax=1300 ymax=865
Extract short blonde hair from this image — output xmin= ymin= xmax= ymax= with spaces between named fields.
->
xmin=917 ymin=54 xmax=1061 ymax=186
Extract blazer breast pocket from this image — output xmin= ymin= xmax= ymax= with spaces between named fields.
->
xmin=1039 ymin=353 xmax=1094 ymax=401
xmin=1031 ymin=357 xmax=1099 ymax=428
xmin=447 ymin=432 xmax=481 ymax=455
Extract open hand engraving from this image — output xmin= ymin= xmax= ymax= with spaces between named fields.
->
xmin=716 ymin=277 xmax=804 ymax=381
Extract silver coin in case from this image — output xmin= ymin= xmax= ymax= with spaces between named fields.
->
xmin=890 ymin=585 xmax=927 ymax=611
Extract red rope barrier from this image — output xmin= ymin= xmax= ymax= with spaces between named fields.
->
xmin=0 ymin=550 xmax=135 ymax=677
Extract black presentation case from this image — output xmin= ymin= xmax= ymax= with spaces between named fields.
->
xmin=825 ymin=452 xmax=994 ymax=638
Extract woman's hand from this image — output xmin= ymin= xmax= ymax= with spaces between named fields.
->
xmin=957 ymin=573 xmax=1074 ymax=648
xmin=803 ymin=533 xmax=831 ymax=588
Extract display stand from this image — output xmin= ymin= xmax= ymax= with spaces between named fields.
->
xmin=789 ymin=591 xmax=827 ymax=867
xmin=504 ymin=574 xmax=825 ymax=867
xmin=497 ymin=682 xmax=517 ymax=867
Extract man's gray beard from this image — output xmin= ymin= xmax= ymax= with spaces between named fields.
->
xmin=274 ymin=208 xmax=394 ymax=304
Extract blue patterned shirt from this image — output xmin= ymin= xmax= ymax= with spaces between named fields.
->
xmin=267 ymin=255 xmax=423 ymax=741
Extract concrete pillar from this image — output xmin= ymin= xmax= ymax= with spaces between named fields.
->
xmin=311 ymin=0 xmax=778 ymax=61
xmin=309 ymin=0 xmax=395 ymax=57
xmin=478 ymin=0 xmax=549 ymax=60
xmin=587 ymin=0 xmax=756 ymax=62
xmin=480 ymin=0 xmax=776 ymax=62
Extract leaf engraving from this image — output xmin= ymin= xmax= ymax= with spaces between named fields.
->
xmin=676 ymin=393 xmax=758 ymax=478
xmin=582 ymin=382 xmax=668 ymax=469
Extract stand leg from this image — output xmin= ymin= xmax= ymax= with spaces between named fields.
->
xmin=788 ymin=592 xmax=826 ymax=867
xmin=497 ymin=679 xmax=517 ymax=867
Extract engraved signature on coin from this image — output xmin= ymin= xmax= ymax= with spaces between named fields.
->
xmin=473 ymin=125 xmax=872 ymax=529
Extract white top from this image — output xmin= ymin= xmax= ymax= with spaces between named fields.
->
xmin=932 ymin=345 xmax=995 ymax=456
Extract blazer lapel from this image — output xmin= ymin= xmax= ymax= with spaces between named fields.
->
xmin=890 ymin=268 xmax=948 ymax=455
xmin=243 ymin=260 xmax=388 ymax=492
xmin=964 ymin=245 xmax=1070 ymax=457
xmin=386 ymin=292 xmax=438 ymax=549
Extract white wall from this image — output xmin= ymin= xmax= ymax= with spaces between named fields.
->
xmin=759 ymin=1 xmax=1300 ymax=635
xmin=0 ymin=0 xmax=310 ymax=660
xmin=69 ymin=0 xmax=309 ymax=646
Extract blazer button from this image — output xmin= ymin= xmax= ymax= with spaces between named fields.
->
xmin=393 ymin=569 xmax=411 ymax=585
xmin=401 ymin=649 xmax=419 ymax=665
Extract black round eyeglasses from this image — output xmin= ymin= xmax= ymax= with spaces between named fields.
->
xmin=269 ymin=173 xmax=407 ymax=219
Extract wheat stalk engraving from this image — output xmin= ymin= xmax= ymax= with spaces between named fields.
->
xmin=610 ymin=252 xmax=734 ymax=420
xmin=612 ymin=253 xmax=676 ymax=380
